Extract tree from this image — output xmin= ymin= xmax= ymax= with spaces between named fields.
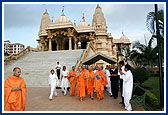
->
xmin=146 ymin=9 xmax=164 ymax=58
xmin=132 ymin=67 xmax=149 ymax=86
xmin=121 ymin=46 xmax=131 ymax=64
xmin=146 ymin=9 xmax=164 ymax=38
xmin=130 ymin=38 xmax=158 ymax=71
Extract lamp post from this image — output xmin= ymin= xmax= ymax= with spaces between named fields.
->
xmin=117 ymin=50 xmax=119 ymax=69
xmin=116 ymin=44 xmax=120 ymax=69
xmin=155 ymin=4 xmax=164 ymax=110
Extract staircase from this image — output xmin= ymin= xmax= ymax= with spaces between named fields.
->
xmin=4 ymin=49 xmax=85 ymax=87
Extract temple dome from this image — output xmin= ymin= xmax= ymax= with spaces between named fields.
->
xmin=78 ymin=21 xmax=90 ymax=28
xmin=120 ymin=34 xmax=129 ymax=40
xmin=120 ymin=33 xmax=130 ymax=44
xmin=55 ymin=15 xmax=72 ymax=24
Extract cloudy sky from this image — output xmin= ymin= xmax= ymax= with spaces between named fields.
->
xmin=3 ymin=3 xmax=164 ymax=48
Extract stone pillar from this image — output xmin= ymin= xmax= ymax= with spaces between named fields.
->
xmin=49 ymin=38 xmax=52 ymax=51
xmin=56 ymin=41 xmax=59 ymax=50
xmin=74 ymin=37 xmax=77 ymax=50
xmin=69 ymin=37 xmax=72 ymax=50
xmin=42 ymin=44 xmax=45 ymax=51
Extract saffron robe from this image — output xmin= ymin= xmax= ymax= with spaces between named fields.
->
xmin=4 ymin=75 xmax=27 ymax=111
xmin=77 ymin=72 xmax=85 ymax=98
xmin=87 ymin=71 xmax=94 ymax=95
xmin=68 ymin=70 xmax=77 ymax=96
xmin=81 ymin=69 xmax=89 ymax=90
xmin=94 ymin=71 xmax=108 ymax=99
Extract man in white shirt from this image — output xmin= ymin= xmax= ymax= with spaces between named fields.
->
xmin=119 ymin=61 xmax=125 ymax=105
xmin=61 ymin=66 xmax=69 ymax=96
xmin=120 ymin=64 xmax=133 ymax=111
xmin=55 ymin=61 xmax=61 ymax=80
xmin=78 ymin=41 xmax=81 ymax=49
xmin=105 ymin=66 xmax=112 ymax=96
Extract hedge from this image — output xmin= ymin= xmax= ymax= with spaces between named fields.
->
xmin=145 ymin=91 xmax=160 ymax=110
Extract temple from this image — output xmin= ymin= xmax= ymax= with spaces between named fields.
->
xmin=36 ymin=5 xmax=131 ymax=61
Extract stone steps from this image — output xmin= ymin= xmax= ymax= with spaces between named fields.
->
xmin=4 ymin=49 xmax=85 ymax=87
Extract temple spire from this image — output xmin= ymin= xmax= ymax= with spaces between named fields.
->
xmin=62 ymin=6 xmax=65 ymax=16
xmin=96 ymin=4 xmax=101 ymax=9
xmin=44 ymin=9 xmax=48 ymax=15
xmin=74 ymin=20 xmax=76 ymax=26
xmin=122 ymin=31 xmax=124 ymax=36
xmin=52 ymin=16 xmax=54 ymax=23
xmin=82 ymin=13 xmax=85 ymax=22
xmin=92 ymin=4 xmax=107 ymax=33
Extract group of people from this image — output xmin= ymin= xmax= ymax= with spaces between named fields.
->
xmin=48 ymin=63 xmax=108 ymax=101
xmin=4 ymin=61 xmax=133 ymax=111
xmin=48 ymin=61 xmax=133 ymax=111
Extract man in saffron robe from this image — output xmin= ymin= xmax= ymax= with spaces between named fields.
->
xmin=94 ymin=66 xmax=108 ymax=100
xmin=68 ymin=66 xmax=77 ymax=96
xmin=76 ymin=67 xmax=85 ymax=101
xmin=100 ymin=66 xmax=108 ymax=86
xmin=4 ymin=67 xmax=27 ymax=111
xmin=81 ymin=65 xmax=89 ymax=93
xmin=87 ymin=66 xmax=94 ymax=100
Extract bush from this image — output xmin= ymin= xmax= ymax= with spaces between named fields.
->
xmin=132 ymin=67 xmax=149 ymax=86
xmin=130 ymin=67 xmax=138 ymax=83
xmin=150 ymin=73 xmax=159 ymax=77
xmin=146 ymin=92 xmax=160 ymax=110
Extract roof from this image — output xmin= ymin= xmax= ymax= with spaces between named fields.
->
xmin=82 ymin=52 xmax=116 ymax=65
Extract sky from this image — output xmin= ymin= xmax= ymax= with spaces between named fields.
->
xmin=3 ymin=3 xmax=165 ymax=48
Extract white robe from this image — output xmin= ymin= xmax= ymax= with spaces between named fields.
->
xmin=105 ymin=69 xmax=112 ymax=94
xmin=122 ymin=70 xmax=133 ymax=111
xmin=48 ymin=73 xmax=58 ymax=99
xmin=119 ymin=66 xmax=125 ymax=79
xmin=60 ymin=70 xmax=70 ymax=88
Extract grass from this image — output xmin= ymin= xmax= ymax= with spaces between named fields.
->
xmin=142 ymin=77 xmax=161 ymax=103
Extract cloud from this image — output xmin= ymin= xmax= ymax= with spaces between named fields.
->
xmin=3 ymin=3 xmax=164 ymax=48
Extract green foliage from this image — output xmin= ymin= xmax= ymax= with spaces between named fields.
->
xmin=146 ymin=92 xmax=160 ymax=110
xmin=132 ymin=67 xmax=149 ymax=86
xmin=142 ymin=77 xmax=160 ymax=103
xmin=150 ymin=73 xmax=159 ymax=77
xmin=146 ymin=9 xmax=164 ymax=37
xmin=131 ymin=39 xmax=158 ymax=67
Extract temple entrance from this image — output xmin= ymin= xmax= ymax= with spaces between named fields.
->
xmin=65 ymin=40 xmax=74 ymax=50
xmin=52 ymin=42 xmax=57 ymax=51
xmin=65 ymin=41 xmax=69 ymax=50
xmin=81 ymin=41 xmax=87 ymax=49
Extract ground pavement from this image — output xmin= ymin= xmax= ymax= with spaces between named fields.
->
xmin=25 ymin=87 xmax=144 ymax=111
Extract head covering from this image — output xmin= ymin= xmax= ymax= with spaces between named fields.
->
xmin=88 ymin=66 xmax=92 ymax=70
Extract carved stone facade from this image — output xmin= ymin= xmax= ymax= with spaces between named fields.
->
xmin=37 ymin=5 xmax=131 ymax=63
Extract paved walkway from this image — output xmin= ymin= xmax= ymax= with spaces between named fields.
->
xmin=25 ymin=87 xmax=126 ymax=111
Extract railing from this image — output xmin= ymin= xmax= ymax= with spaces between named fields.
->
xmin=75 ymin=42 xmax=95 ymax=71
xmin=4 ymin=46 xmax=31 ymax=65
xmin=75 ymin=49 xmax=85 ymax=68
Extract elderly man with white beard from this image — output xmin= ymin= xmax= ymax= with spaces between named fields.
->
xmin=119 ymin=64 xmax=133 ymax=111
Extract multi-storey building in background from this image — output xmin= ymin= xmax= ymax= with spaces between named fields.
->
xmin=4 ymin=40 xmax=25 ymax=56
